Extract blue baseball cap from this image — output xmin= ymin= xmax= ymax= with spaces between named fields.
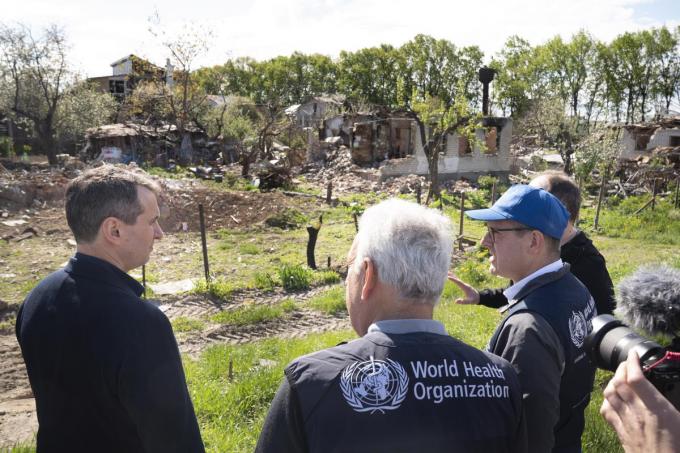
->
xmin=465 ymin=184 xmax=569 ymax=240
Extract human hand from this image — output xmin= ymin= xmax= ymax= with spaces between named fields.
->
xmin=447 ymin=273 xmax=480 ymax=305
xmin=600 ymin=350 xmax=680 ymax=453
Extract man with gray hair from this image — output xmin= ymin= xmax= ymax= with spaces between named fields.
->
xmin=256 ymin=198 xmax=527 ymax=453
xmin=16 ymin=165 xmax=204 ymax=452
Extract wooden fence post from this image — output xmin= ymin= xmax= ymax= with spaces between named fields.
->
xmin=198 ymin=204 xmax=211 ymax=285
xmin=594 ymin=167 xmax=608 ymax=230
xmin=326 ymin=181 xmax=332 ymax=204
xmin=458 ymin=192 xmax=465 ymax=251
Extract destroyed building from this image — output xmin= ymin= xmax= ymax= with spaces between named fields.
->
xmin=311 ymin=68 xmax=513 ymax=182
xmin=285 ymin=95 xmax=345 ymax=128
xmin=376 ymin=117 xmax=513 ymax=181
xmin=619 ymin=116 xmax=680 ymax=162
xmin=88 ymin=54 xmax=174 ymax=100
xmin=83 ymin=123 xmax=215 ymax=164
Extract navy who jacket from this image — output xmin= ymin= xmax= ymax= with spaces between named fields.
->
xmin=16 ymin=253 xmax=205 ymax=453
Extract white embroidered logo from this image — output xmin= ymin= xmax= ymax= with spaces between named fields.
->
xmin=569 ymin=310 xmax=587 ymax=348
xmin=340 ymin=356 xmax=409 ymax=414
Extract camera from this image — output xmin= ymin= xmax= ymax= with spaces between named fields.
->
xmin=585 ymin=314 xmax=680 ymax=410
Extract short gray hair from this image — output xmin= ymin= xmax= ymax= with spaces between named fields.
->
xmin=354 ymin=198 xmax=453 ymax=304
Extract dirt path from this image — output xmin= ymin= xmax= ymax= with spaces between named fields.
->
xmin=0 ymin=285 xmax=349 ymax=447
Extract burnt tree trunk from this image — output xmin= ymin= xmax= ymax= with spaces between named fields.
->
xmin=306 ymin=215 xmax=323 ymax=270
xmin=36 ymin=121 xmax=57 ymax=165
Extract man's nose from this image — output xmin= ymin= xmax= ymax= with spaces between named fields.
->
xmin=154 ymin=223 xmax=164 ymax=240
xmin=481 ymin=231 xmax=493 ymax=249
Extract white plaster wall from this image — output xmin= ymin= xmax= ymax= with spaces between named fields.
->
xmin=380 ymin=119 xmax=513 ymax=178
xmin=112 ymin=59 xmax=132 ymax=77
xmin=324 ymin=116 xmax=344 ymax=137
xmin=648 ymin=128 xmax=680 ymax=148
xmin=619 ymin=129 xmax=639 ymax=160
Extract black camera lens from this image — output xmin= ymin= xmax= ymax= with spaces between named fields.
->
xmin=585 ymin=315 xmax=666 ymax=371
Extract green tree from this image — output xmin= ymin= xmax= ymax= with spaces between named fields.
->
xmin=650 ymin=26 xmax=680 ymax=114
xmin=542 ymin=31 xmax=598 ymax=118
xmin=517 ymin=95 xmax=582 ymax=174
xmin=55 ymin=81 xmax=117 ymax=152
xmin=402 ymin=83 xmax=480 ymax=202
xmin=490 ymin=36 xmax=541 ymax=117
xmin=398 ymin=35 xmax=481 ymax=107
xmin=610 ymin=31 xmax=647 ymax=123
xmin=337 ymin=44 xmax=402 ymax=106
xmin=574 ymin=126 xmax=623 ymax=184
xmin=0 ymin=23 xmax=71 ymax=164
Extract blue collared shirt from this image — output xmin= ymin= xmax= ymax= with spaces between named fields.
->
xmin=367 ymin=318 xmax=448 ymax=336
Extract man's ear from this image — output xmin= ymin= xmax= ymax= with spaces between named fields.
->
xmin=360 ymin=258 xmax=377 ymax=301
xmin=100 ymin=217 xmax=123 ymax=244
xmin=528 ymin=230 xmax=544 ymax=255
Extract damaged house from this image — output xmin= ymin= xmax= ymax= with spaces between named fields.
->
xmin=88 ymin=54 xmax=174 ymax=100
xmin=367 ymin=116 xmax=513 ymax=182
xmin=285 ymin=95 xmax=345 ymax=128
xmin=83 ymin=123 xmax=214 ymax=164
xmin=318 ymin=68 xmax=513 ymax=182
xmin=619 ymin=116 xmax=680 ymax=168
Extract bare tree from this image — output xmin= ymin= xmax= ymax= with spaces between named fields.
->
xmin=147 ymin=12 xmax=214 ymax=162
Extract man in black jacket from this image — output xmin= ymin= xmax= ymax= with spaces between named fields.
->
xmin=450 ymin=171 xmax=615 ymax=316
xmin=16 ymin=166 xmax=204 ymax=453
xmin=255 ymin=199 xmax=527 ymax=453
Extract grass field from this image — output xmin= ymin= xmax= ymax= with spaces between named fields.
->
xmin=4 ymin=181 xmax=679 ymax=453
xmin=179 ymin=189 xmax=679 ymax=452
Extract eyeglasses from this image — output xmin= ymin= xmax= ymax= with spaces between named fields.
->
xmin=486 ymin=226 xmax=534 ymax=243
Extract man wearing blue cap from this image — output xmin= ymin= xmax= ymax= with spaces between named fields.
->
xmin=463 ymin=184 xmax=596 ymax=453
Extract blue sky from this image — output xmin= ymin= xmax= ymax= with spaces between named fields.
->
xmin=4 ymin=0 xmax=679 ymax=77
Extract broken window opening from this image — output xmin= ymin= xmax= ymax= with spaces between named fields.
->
xmin=669 ymin=136 xmax=680 ymax=147
xmin=388 ymin=126 xmax=412 ymax=159
xmin=636 ymin=132 xmax=652 ymax=151
xmin=484 ymin=127 xmax=499 ymax=154
xmin=458 ymin=136 xmax=471 ymax=156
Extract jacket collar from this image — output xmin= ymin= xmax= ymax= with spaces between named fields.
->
xmin=499 ymin=263 xmax=571 ymax=314
xmin=66 ymin=253 xmax=145 ymax=297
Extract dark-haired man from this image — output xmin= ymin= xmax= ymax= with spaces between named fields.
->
xmin=16 ymin=165 xmax=204 ymax=452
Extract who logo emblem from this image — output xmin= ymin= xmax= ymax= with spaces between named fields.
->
xmin=340 ymin=356 xmax=409 ymax=414
xmin=569 ymin=310 xmax=587 ymax=348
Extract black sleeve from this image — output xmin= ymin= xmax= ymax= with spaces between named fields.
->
xmin=492 ymin=313 xmax=563 ymax=453
xmin=570 ymin=255 xmax=615 ymax=315
xmin=15 ymin=302 xmax=23 ymax=342
xmin=255 ymin=378 xmax=308 ymax=453
xmin=513 ymin=401 xmax=529 ymax=453
xmin=118 ymin=307 xmax=205 ymax=453
xmin=479 ymin=288 xmax=509 ymax=309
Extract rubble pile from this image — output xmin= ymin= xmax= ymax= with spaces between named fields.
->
xmin=298 ymin=145 xmax=432 ymax=196
xmin=0 ymin=162 xmax=72 ymax=211
xmin=300 ymin=146 xmax=378 ymax=193
xmin=254 ymin=161 xmax=292 ymax=191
